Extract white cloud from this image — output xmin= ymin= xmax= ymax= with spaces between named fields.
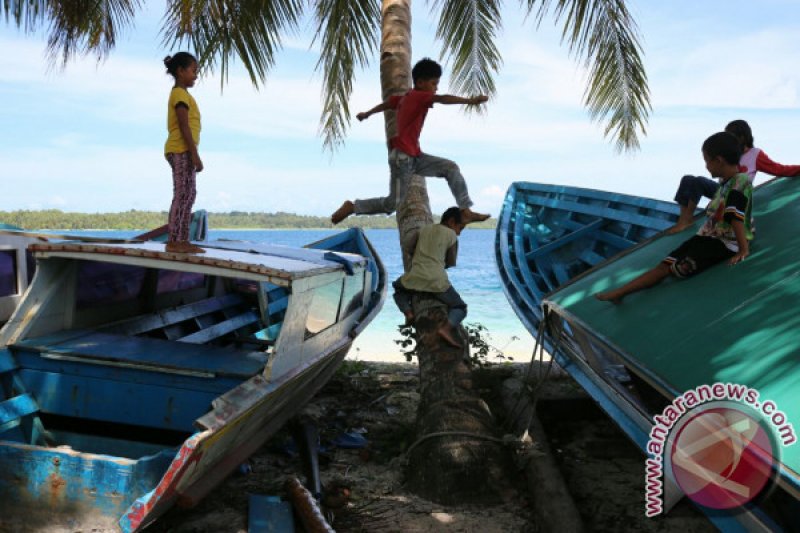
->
xmin=2 ymin=2 xmax=800 ymax=217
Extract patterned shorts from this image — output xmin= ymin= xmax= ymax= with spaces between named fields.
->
xmin=663 ymin=235 xmax=735 ymax=279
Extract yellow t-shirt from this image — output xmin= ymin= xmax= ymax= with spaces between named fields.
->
xmin=399 ymin=224 xmax=457 ymax=293
xmin=164 ymin=87 xmax=201 ymax=154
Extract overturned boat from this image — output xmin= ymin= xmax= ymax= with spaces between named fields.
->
xmin=0 ymin=227 xmax=385 ymax=531
xmin=495 ymin=182 xmax=679 ymax=348
xmin=497 ymin=179 xmax=800 ymax=530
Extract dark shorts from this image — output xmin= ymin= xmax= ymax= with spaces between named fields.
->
xmin=663 ymin=235 xmax=735 ymax=279
xmin=674 ymin=175 xmax=719 ymax=207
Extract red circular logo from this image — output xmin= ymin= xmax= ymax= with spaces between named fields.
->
xmin=670 ymin=406 xmax=774 ymax=509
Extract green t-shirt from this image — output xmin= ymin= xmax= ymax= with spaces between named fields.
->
xmin=697 ymin=172 xmax=753 ymax=251
xmin=400 ymin=224 xmax=457 ymax=293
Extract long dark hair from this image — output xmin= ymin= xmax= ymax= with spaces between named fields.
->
xmin=725 ymin=119 xmax=754 ymax=150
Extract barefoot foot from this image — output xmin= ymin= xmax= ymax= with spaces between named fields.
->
xmin=595 ymin=291 xmax=623 ymax=304
xmin=166 ymin=241 xmax=206 ymax=254
xmin=666 ymin=219 xmax=694 ymax=234
xmin=437 ymin=324 xmax=463 ymax=347
xmin=184 ymin=243 xmax=206 ymax=254
xmin=460 ymin=208 xmax=490 ymax=224
xmin=331 ymin=200 xmax=355 ymax=225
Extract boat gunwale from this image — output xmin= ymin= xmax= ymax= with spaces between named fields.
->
xmin=542 ymin=298 xmax=800 ymax=500
xmin=28 ymin=241 xmax=351 ymax=283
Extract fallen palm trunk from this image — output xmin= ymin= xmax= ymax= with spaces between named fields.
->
xmin=284 ymin=476 xmax=334 ymax=533
xmin=502 ymin=377 xmax=584 ymax=532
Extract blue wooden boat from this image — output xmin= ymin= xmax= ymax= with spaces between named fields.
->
xmin=497 ymin=179 xmax=800 ymax=530
xmin=0 ymin=211 xmax=209 ymax=327
xmin=495 ymin=182 xmax=680 ymax=345
xmin=0 ymin=227 xmax=385 ymax=531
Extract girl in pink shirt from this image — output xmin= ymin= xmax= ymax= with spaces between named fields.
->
xmin=669 ymin=119 xmax=800 ymax=233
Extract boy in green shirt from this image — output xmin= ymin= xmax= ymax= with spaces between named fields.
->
xmin=393 ymin=207 xmax=467 ymax=347
xmin=596 ymin=131 xmax=752 ymax=303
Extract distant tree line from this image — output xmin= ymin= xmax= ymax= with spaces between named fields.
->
xmin=0 ymin=209 xmax=495 ymax=230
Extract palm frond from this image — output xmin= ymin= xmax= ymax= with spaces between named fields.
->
xmin=432 ymin=0 xmax=502 ymax=108
xmin=161 ymin=0 xmax=303 ymax=87
xmin=312 ymin=0 xmax=380 ymax=151
xmin=2 ymin=0 xmax=49 ymax=32
xmin=4 ymin=0 xmax=141 ymax=66
xmin=524 ymin=0 xmax=650 ymax=152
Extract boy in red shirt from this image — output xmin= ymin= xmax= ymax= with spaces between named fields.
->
xmin=331 ymin=58 xmax=490 ymax=225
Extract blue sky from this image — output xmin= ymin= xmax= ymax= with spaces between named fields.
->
xmin=1 ymin=0 xmax=800 ymax=216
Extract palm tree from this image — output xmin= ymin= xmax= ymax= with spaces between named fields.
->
xmin=3 ymin=0 xmax=649 ymax=152
xmin=5 ymin=0 xmax=650 ymax=505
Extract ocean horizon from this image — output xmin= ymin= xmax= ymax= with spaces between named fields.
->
xmin=56 ymin=228 xmax=537 ymax=363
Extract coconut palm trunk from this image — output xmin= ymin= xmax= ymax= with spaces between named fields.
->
xmin=380 ymin=0 xmax=507 ymax=503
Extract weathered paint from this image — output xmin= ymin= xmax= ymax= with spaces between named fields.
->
xmin=30 ymin=240 xmax=357 ymax=285
xmin=0 ymin=228 xmax=386 ymax=531
xmin=120 ymin=345 xmax=347 ymax=532
xmin=0 ymin=440 xmax=173 ymax=530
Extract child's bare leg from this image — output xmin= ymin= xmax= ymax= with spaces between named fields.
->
xmin=667 ymin=202 xmax=698 ymax=234
xmin=331 ymin=200 xmax=354 ymax=224
xmin=596 ymin=263 xmax=671 ymax=303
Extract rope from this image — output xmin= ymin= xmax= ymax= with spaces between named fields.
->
xmin=505 ymin=307 xmax=562 ymax=431
xmin=404 ymin=430 xmax=509 ymax=461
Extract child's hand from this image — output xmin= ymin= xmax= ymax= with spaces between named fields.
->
xmin=729 ymin=249 xmax=748 ymax=265
xmin=192 ymin=153 xmax=204 ymax=172
xmin=356 ymin=111 xmax=369 ymax=121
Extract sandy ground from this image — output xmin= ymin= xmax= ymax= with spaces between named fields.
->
xmin=147 ymin=361 xmax=716 ymax=533
xmin=150 ymin=362 xmax=533 ymax=532
xmin=3 ymin=361 xmax=719 ymax=532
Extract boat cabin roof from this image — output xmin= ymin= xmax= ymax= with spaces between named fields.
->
xmin=544 ymin=176 xmax=800 ymax=483
xmin=29 ymin=240 xmax=366 ymax=286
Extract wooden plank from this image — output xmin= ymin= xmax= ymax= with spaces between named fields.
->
xmin=0 ymin=393 xmax=37 ymax=426
xmin=22 ymin=331 xmax=268 ymax=377
xmin=0 ymin=348 xmax=17 ymax=374
xmin=579 ymin=250 xmax=605 ymax=266
xmin=19 ymin=368 xmax=219 ymax=432
xmin=254 ymin=323 xmax=282 ymax=343
xmin=267 ymin=297 xmax=288 ymax=316
xmin=248 ymin=494 xmax=294 ymax=533
xmin=179 ymin=311 xmax=260 ymax=344
xmin=29 ymin=241 xmax=340 ymax=281
xmin=0 ymin=416 xmax=22 ymax=435
xmin=104 ymin=294 xmax=244 ymax=336
xmin=525 ymin=219 xmax=605 ymax=261
xmin=594 ymin=229 xmax=637 ymax=250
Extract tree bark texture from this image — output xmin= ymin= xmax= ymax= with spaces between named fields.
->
xmin=378 ymin=1 xmax=508 ymax=505
xmin=380 ymin=0 xmax=412 ymax=150
xmin=403 ymin=300 xmax=508 ymax=504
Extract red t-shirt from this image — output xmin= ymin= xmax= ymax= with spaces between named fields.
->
xmin=388 ymin=89 xmax=435 ymax=157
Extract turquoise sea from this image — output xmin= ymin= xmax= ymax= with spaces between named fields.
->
xmin=62 ymin=228 xmax=536 ymax=361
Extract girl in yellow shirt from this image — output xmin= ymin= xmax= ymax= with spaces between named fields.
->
xmin=163 ymin=52 xmax=204 ymax=254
